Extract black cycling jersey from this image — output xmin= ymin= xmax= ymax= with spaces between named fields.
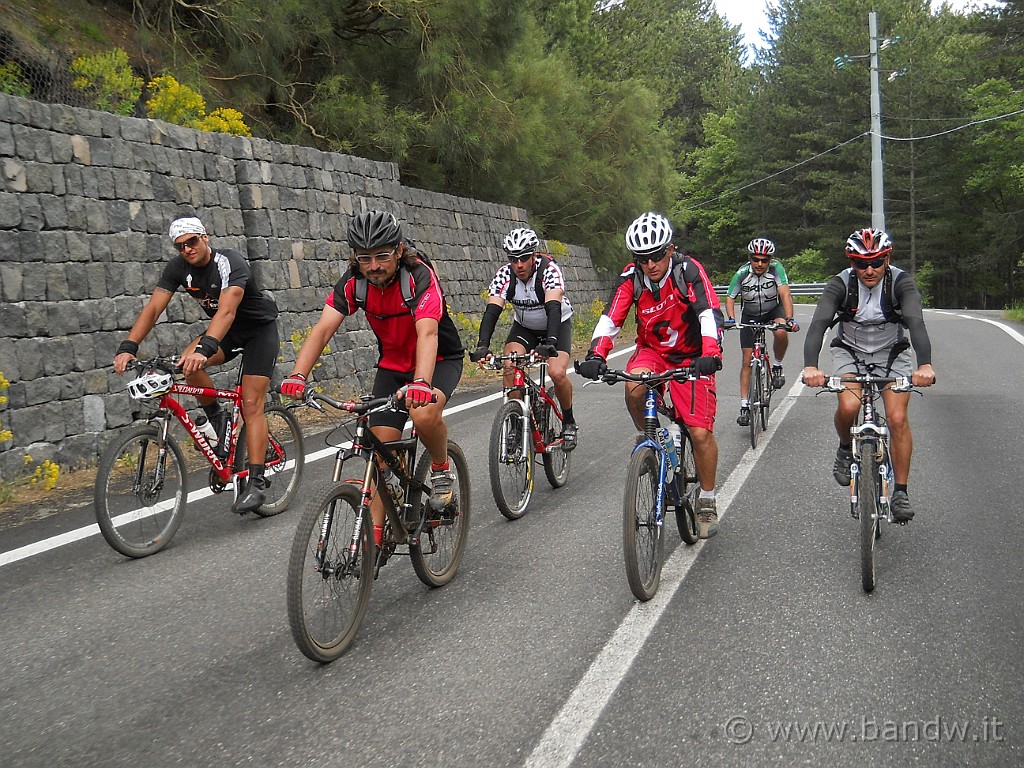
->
xmin=157 ymin=248 xmax=278 ymax=328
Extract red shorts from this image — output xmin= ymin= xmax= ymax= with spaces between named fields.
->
xmin=627 ymin=346 xmax=717 ymax=431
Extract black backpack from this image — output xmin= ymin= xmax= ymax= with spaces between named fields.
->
xmin=831 ymin=267 xmax=903 ymax=328
xmin=505 ymin=254 xmax=554 ymax=305
xmin=352 ymin=245 xmax=432 ymax=320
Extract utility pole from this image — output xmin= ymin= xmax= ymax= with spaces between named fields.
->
xmin=869 ymin=10 xmax=885 ymax=232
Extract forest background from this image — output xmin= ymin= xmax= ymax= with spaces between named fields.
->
xmin=1 ymin=0 xmax=1021 ymax=309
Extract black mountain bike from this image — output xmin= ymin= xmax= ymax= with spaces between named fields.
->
xmin=286 ymin=391 xmax=471 ymax=662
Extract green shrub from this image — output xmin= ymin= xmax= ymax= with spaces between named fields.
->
xmin=70 ymin=48 xmax=142 ymax=115
xmin=0 ymin=62 xmax=32 ymax=97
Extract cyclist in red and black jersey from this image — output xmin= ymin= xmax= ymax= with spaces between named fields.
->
xmin=281 ymin=210 xmax=464 ymax=545
xmin=113 ymin=215 xmax=280 ymax=513
xmin=577 ymin=212 xmax=725 ymax=538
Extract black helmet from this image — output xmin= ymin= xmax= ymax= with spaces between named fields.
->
xmin=348 ymin=210 xmax=403 ymax=250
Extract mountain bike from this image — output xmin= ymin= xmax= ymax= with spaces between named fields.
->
xmin=484 ymin=351 xmax=571 ymax=519
xmin=286 ymin=391 xmax=471 ymax=662
xmin=725 ymin=321 xmax=793 ymax=448
xmin=819 ymin=370 xmax=916 ymax=593
xmin=583 ymin=365 xmax=702 ymax=601
xmin=94 ymin=357 xmax=304 ymax=558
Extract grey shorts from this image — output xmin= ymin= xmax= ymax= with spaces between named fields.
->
xmin=830 ymin=343 xmax=912 ymax=378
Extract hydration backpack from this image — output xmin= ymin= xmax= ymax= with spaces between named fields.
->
xmin=831 ymin=267 xmax=903 ymax=328
xmin=505 ymin=254 xmax=554 ymax=305
xmin=352 ymin=245 xmax=433 ymax=320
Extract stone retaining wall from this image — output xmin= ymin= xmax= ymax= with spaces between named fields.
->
xmin=0 ymin=93 xmax=605 ymax=478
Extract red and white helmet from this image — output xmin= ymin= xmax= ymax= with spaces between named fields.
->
xmin=845 ymin=228 xmax=893 ymax=260
xmin=747 ymin=238 xmax=775 ymax=256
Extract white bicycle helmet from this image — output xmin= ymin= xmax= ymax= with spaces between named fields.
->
xmin=127 ymin=370 xmax=173 ymax=400
xmin=503 ymin=228 xmax=540 ymax=257
xmin=625 ymin=212 xmax=673 ymax=256
xmin=748 ymin=238 xmax=775 ymax=256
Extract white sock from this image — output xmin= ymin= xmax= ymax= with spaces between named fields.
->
xmin=699 ymin=489 xmax=716 ymax=500
xmin=740 ymin=399 xmax=749 ymax=408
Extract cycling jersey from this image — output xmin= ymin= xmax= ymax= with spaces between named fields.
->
xmin=591 ymin=256 xmax=721 ymax=364
xmin=727 ymin=260 xmax=789 ymax=317
xmin=156 ymin=248 xmax=278 ymax=327
xmin=803 ymin=266 xmax=932 ymax=365
xmin=487 ymin=256 xmax=573 ymax=331
xmin=326 ymin=257 xmax=464 ymax=372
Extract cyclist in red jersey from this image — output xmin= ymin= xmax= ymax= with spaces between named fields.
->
xmin=281 ymin=211 xmax=464 ymax=545
xmin=577 ymin=212 xmax=725 ymax=538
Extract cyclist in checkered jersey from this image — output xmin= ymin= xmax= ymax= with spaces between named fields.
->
xmin=470 ymin=227 xmax=577 ymax=449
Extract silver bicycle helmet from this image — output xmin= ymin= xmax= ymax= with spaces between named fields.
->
xmin=347 ymin=210 xmax=403 ymax=250
xmin=127 ymin=370 xmax=173 ymax=400
xmin=502 ymin=228 xmax=540 ymax=256
xmin=748 ymin=238 xmax=776 ymax=256
xmin=625 ymin=212 xmax=673 ymax=256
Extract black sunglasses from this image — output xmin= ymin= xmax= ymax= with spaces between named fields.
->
xmin=751 ymin=257 xmax=770 ymax=264
xmin=851 ymin=256 xmax=887 ymax=270
xmin=508 ymin=253 xmax=534 ymax=264
xmin=635 ymin=247 xmax=669 ymax=265
xmin=174 ymin=235 xmax=202 ymax=252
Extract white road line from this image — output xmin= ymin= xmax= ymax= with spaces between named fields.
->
xmin=931 ymin=310 xmax=1024 ymax=346
xmin=524 ymin=381 xmax=806 ymax=768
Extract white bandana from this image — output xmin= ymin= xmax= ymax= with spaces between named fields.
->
xmin=169 ymin=217 xmax=207 ymax=241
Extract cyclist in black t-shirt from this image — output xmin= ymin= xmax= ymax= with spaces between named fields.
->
xmin=113 ymin=216 xmax=280 ymax=513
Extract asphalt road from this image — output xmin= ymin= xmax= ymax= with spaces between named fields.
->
xmin=2 ymin=308 xmax=1022 ymax=768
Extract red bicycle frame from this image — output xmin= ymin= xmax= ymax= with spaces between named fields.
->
xmin=155 ymin=382 xmax=243 ymax=483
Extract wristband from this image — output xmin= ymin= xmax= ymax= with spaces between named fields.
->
xmin=411 ymin=378 xmax=431 ymax=388
xmin=195 ymin=335 xmax=219 ymax=358
xmin=288 ymin=372 xmax=307 ymax=381
xmin=117 ymin=339 xmax=140 ymax=356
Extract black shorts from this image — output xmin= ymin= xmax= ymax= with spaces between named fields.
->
xmin=738 ymin=309 xmax=784 ymax=349
xmin=219 ymin=320 xmax=279 ymax=378
xmin=505 ymin=319 xmax=572 ymax=354
xmin=368 ymin=357 xmax=464 ymax=431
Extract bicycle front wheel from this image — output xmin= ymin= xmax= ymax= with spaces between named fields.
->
xmin=674 ymin=430 xmax=700 ymax=545
xmin=623 ymin=446 xmax=665 ymax=601
xmin=286 ymin=482 xmax=373 ymax=662
xmin=541 ymin=402 xmax=571 ymax=488
xmin=94 ymin=425 xmax=188 ymax=558
xmin=410 ymin=440 xmax=471 ymax=587
xmin=235 ymin=403 xmax=305 ymax=517
xmin=749 ymin=359 xmax=764 ymax=448
xmin=858 ymin=441 xmax=879 ymax=593
xmin=760 ymin=358 xmax=773 ymax=430
xmin=488 ymin=401 xmax=533 ymax=519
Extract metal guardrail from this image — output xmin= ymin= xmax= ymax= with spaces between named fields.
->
xmin=715 ymin=282 xmax=827 ymax=297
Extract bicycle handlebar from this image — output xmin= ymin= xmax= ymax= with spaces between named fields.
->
xmin=482 ymin=351 xmax=544 ymax=370
xmin=129 ymin=357 xmax=183 ymax=375
xmin=819 ymin=374 xmax=914 ymax=393
xmin=595 ymin=366 xmax=700 ymax=386
xmin=723 ymin=321 xmax=796 ymax=332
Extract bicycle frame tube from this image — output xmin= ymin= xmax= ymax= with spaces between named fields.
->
xmin=634 ymin=386 xmax=670 ymax=526
xmin=157 ymin=391 xmax=233 ymax=480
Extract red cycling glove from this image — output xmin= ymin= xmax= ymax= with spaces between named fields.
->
xmin=281 ymin=373 xmax=307 ymax=399
xmin=403 ymin=379 xmax=433 ymax=406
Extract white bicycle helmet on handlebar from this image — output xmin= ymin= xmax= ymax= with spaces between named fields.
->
xmin=127 ymin=370 xmax=173 ymax=400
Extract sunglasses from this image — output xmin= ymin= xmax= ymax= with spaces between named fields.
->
xmin=851 ymin=256 xmax=887 ymax=270
xmin=635 ymin=247 xmax=670 ymax=265
xmin=508 ymin=253 xmax=535 ymax=264
xmin=174 ymin=235 xmax=202 ymax=252
xmin=355 ymin=246 xmax=398 ymax=265
xmin=751 ymin=257 xmax=770 ymax=264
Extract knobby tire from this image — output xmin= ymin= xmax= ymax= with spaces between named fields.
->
xmin=94 ymin=425 xmax=188 ymax=558
xmin=674 ymin=429 xmax=700 ymax=545
xmin=541 ymin=401 xmax=571 ymax=488
xmin=623 ymin=446 xmax=665 ymax=601
xmin=409 ymin=440 xmax=471 ymax=587
xmin=859 ymin=441 xmax=879 ymax=593
xmin=235 ymin=403 xmax=305 ymax=517
xmin=488 ymin=401 xmax=533 ymax=519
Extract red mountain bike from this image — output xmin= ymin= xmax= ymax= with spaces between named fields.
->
xmin=94 ymin=357 xmax=304 ymax=558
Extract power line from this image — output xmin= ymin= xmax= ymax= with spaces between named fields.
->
xmin=880 ymin=107 xmax=1024 ymax=141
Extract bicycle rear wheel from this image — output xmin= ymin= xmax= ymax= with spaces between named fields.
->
xmin=488 ymin=401 xmax=533 ymax=519
xmin=674 ymin=429 xmax=700 ymax=545
xmin=94 ymin=425 xmax=188 ymax=558
xmin=410 ymin=440 xmax=471 ymax=587
xmin=541 ymin=402 xmax=571 ymax=488
xmin=858 ymin=441 xmax=879 ymax=593
xmin=235 ymin=403 xmax=305 ymax=517
xmin=749 ymin=359 xmax=764 ymax=448
xmin=287 ymin=482 xmax=373 ymax=662
xmin=623 ymin=446 xmax=665 ymax=601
